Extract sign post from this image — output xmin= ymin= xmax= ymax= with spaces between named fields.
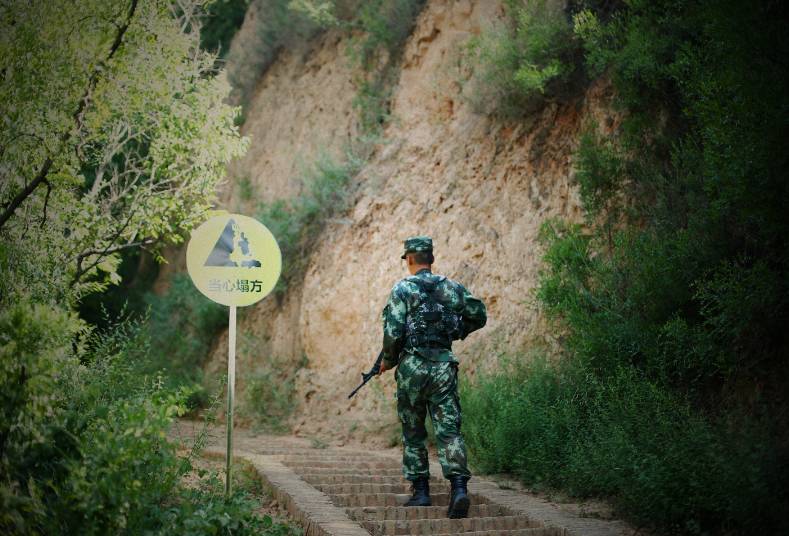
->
xmin=226 ymin=304 xmax=236 ymax=495
xmin=186 ymin=213 xmax=281 ymax=496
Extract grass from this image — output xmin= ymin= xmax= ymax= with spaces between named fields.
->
xmin=142 ymin=273 xmax=227 ymax=407
xmin=461 ymin=356 xmax=785 ymax=534
xmin=238 ymin=334 xmax=308 ymax=432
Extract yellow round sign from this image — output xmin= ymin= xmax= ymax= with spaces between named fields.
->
xmin=186 ymin=213 xmax=281 ymax=307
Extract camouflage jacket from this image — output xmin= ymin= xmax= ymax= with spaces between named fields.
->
xmin=381 ymin=268 xmax=487 ymax=368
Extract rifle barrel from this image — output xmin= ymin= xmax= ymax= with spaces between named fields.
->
xmin=347 ymin=351 xmax=386 ymax=399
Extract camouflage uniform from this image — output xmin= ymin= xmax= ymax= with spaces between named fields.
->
xmin=382 ymin=236 xmax=487 ymax=481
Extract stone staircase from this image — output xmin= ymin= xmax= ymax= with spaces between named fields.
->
xmin=277 ymin=451 xmax=562 ymax=536
xmin=173 ymin=422 xmax=629 ymax=536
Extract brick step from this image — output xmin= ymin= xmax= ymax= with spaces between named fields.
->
xmin=280 ymin=453 xmax=393 ymax=460
xmin=316 ymin=482 xmax=452 ymax=495
xmin=430 ymin=530 xmax=561 ymax=536
xmin=301 ymin=474 xmax=444 ymax=485
xmin=330 ymin=492 xmax=491 ymax=508
xmin=247 ymin=449 xmax=338 ymax=455
xmin=362 ymin=515 xmax=543 ymax=535
xmin=288 ymin=466 xmax=405 ymax=476
xmin=282 ymin=460 xmax=401 ymax=470
xmin=345 ymin=503 xmax=513 ymax=522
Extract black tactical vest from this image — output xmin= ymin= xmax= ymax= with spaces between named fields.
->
xmin=404 ymin=275 xmax=464 ymax=350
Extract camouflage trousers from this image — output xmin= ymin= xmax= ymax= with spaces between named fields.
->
xmin=395 ymin=353 xmax=471 ymax=481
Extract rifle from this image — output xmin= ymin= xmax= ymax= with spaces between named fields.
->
xmin=348 ymin=350 xmax=384 ymax=399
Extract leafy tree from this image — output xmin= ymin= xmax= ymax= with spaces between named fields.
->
xmin=0 ymin=2 xmax=282 ymax=534
xmin=0 ymin=0 xmax=248 ymax=305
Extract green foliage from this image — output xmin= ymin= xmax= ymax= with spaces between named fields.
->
xmin=0 ymin=302 xmax=84 ymax=531
xmin=162 ymin=457 xmax=300 ymax=535
xmin=347 ymin=0 xmax=426 ymax=71
xmin=511 ymin=0 xmax=789 ymax=533
xmin=289 ymin=0 xmax=425 ymax=139
xmin=200 ymin=0 xmax=251 ymax=57
xmin=0 ymin=0 xmax=248 ymax=303
xmin=256 ymin=151 xmax=362 ymax=296
xmin=1 ymin=305 xmax=179 ymax=534
xmin=78 ymin=248 xmax=161 ymax=329
xmin=143 ymin=273 xmax=227 ymax=404
xmin=544 ymin=0 xmax=789 ymax=394
xmin=238 ymin=175 xmax=256 ymax=201
xmin=352 ymin=78 xmax=393 ymax=141
xmin=462 ymin=358 xmax=784 ymax=533
xmin=225 ymin=0 xmax=320 ymax=106
xmin=291 ymin=0 xmax=425 ymax=69
xmin=162 ymin=488 xmax=299 ymax=535
xmin=240 ymin=347 xmax=307 ymax=432
xmin=0 ymin=3 xmax=274 ymax=533
xmin=573 ymin=129 xmax=627 ymax=218
xmin=237 ymin=333 xmax=305 ymax=432
xmin=0 ymin=303 xmax=297 ymax=535
xmin=347 ymin=0 xmax=425 ymax=141
xmin=464 ymin=0 xmax=582 ymax=116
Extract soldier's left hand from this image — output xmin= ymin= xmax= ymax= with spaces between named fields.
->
xmin=378 ymin=362 xmax=390 ymax=375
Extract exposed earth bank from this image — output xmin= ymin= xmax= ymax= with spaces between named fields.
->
xmin=164 ymin=0 xmax=618 ymax=445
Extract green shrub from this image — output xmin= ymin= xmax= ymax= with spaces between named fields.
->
xmin=291 ymin=0 xmax=426 ymax=139
xmin=161 ymin=487 xmax=300 ymax=535
xmin=226 ymin=0 xmax=320 ymax=106
xmin=0 ymin=302 xmax=83 ymax=532
xmin=162 ymin=454 xmax=301 ymax=535
xmin=200 ymin=0 xmax=251 ymax=57
xmin=0 ymin=303 xmax=297 ymax=535
xmin=464 ymin=0 xmax=582 ymax=116
xmin=347 ymin=0 xmax=426 ymax=70
xmin=291 ymin=0 xmax=426 ymax=69
xmin=462 ymin=358 xmax=784 ymax=533
xmin=1 ymin=306 xmax=181 ymax=534
xmin=240 ymin=336 xmax=307 ymax=431
xmin=143 ymin=273 xmax=227 ymax=394
xmin=238 ymin=175 xmax=255 ymax=201
xmin=242 ymin=367 xmax=297 ymax=432
xmin=517 ymin=0 xmax=789 ymax=532
xmin=256 ymin=151 xmax=362 ymax=296
xmin=352 ymin=77 xmax=393 ymax=141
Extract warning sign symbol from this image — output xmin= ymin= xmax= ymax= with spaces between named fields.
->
xmin=204 ymin=218 xmax=262 ymax=268
xmin=186 ymin=213 xmax=281 ymax=307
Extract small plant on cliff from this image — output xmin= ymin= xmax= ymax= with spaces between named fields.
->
xmin=255 ymin=150 xmax=363 ymax=297
xmin=464 ymin=0 xmax=582 ymax=116
xmin=290 ymin=0 xmax=427 ymax=138
xmin=225 ymin=0 xmax=321 ymax=106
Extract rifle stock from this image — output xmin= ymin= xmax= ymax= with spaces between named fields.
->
xmin=348 ymin=350 xmax=385 ymax=399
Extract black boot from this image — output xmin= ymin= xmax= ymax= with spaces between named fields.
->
xmin=447 ymin=475 xmax=470 ymax=518
xmin=404 ymin=476 xmax=431 ymax=507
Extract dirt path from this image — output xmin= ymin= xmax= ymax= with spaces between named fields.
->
xmin=170 ymin=420 xmax=637 ymax=536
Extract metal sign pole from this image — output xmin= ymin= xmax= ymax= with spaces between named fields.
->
xmin=185 ymin=214 xmax=281 ymax=497
xmin=225 ymin=304 xmax=237 ymax=496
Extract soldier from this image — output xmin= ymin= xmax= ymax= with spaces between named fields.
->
xmin=378 ymin=236 xmax=487 ymax=519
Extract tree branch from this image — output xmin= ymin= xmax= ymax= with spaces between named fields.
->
xmin=0 ymin=157 xmax=52 ymax=230
xmin=69 ymin=205 xmax=155 ymax=287
xmin=76 ymin=238 xmax=157 ymax=264
xmin=39 ymin=179 xmax=52 ymax=228
xmin=0 ymin=0 xmax=139 ymax=232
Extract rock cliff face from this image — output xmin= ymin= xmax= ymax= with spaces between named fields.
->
xmin=200 ymin=0 xmax=617 ymax=444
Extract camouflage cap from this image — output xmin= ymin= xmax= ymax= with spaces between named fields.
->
xmin=401 ymin=236 xmax=433 ymax=259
